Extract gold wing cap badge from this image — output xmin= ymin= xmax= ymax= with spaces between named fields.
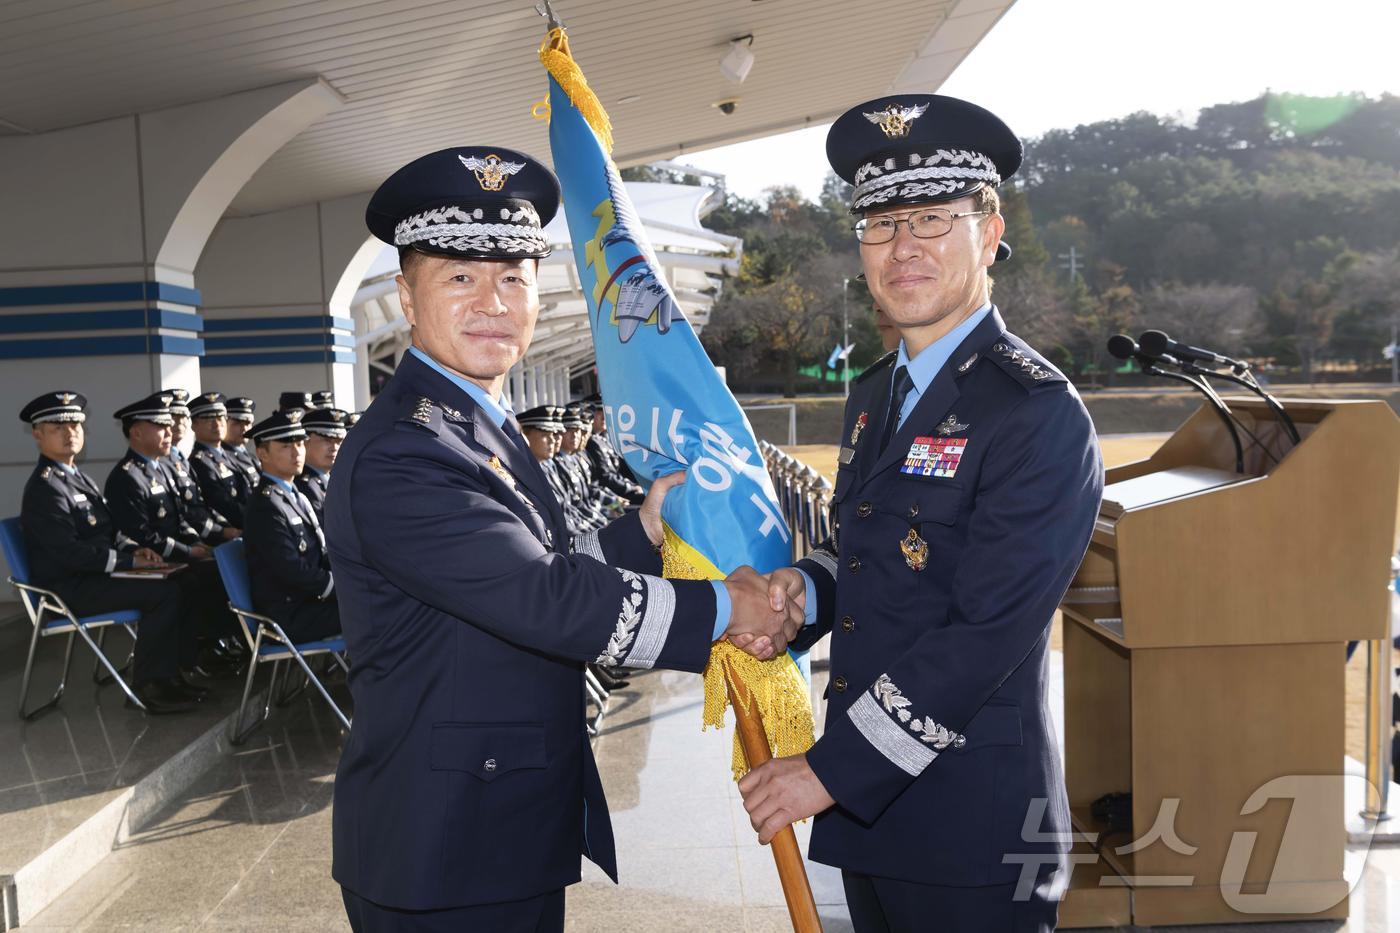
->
xmin=459 ymin=153 xmax=527 ymax=191
xmin=863 ymin=102 xmax=928 ymax=139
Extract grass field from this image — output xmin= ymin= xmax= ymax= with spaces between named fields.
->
xmin=777 ymin=432 xmax=1376 ymax=765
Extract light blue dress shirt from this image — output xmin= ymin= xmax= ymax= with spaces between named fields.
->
xmin=407 ymin=347 xmax=731 ymax=638
xmin=794 ymin=302 xmax=993 ymax=626
xmin=408 ymin=346 xmax=512 ymax=427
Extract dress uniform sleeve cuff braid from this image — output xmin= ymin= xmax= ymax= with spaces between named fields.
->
xmin=802 ymin=546 xmax=838 ymax=581
xmin=201 ymin=517 xmax=213 ymax=537
xmin=161 ymin=538 xmax=175 ymax=558
xmin=104 ymin=549 xmax=117 ymax=573
xmin=620 ymin=574 xmax=675 ymax=669
xmin=847 ymin=691 xmax=936 ymax=777
xmin=573 ymin=530 xmax=604 ymax=562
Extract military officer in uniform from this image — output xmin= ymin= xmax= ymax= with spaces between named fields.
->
xmin=524 ymin=405 xmax=595 ymax=537
xmin=189 ymin=392 xmax=249 ymax=527
xmin=584 ymin=396 xmax=645 ymax=506
xmin=106 ymin=392 xmax=237 ymax=677
xmin=223 ymin=397 xmax=262 ymax=493
xmin=242 ymin=410 xmax=341 ymax=642
xmin=310 ymin=390 xmax=336 ymax=410
xmin=735 ymin=96 xmax=1105 ymax=932
xmin=162 ymin=389 xmax=237 ymax=545
xmin=296 ymin=407 xmax=348 ymax=524
xmin=325 ymin=146 xmax=801 ymax=932
xmin=18 ymin=392 xmax=198 ymax=713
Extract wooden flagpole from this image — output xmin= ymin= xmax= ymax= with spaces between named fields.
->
xmin=724 ymin=657 xmax=823 ymax=933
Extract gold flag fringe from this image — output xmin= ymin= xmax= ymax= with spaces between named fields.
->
xmin=536 ymin=26 xmax=615 ymax=154
xmin=661 ymin=525 xmax=816 ymax=782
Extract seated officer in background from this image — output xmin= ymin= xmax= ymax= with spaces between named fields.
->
xmin=296 ymin=407 xmax=349 ymax=524
xmin=106 ymin=392 xmax=239 ymax=676
xmin=242 ymin=410 xmax=340 ymax=642
xmin=556 ymin=404 xmax=617 ymax=527
xmin=19 ymin=392 xmax=199 ymax=713
xmin=522 ymin=404 xmax=593 ymax=537
xmin=584 ymin=396 xmax=645 ymax=506
xmin=189 ymin=392 xmax=248 ymax=527
xmin=347 ymin=411 xmax=363 ymax=428
xmin=310 ymin=390 xmax=336 ymax=410
xmin=278 ymin=391 xmax=314 ymax=414
xmin=162 ymin=389 xmax=237 ymax=544
xmin=223 ymin=397 xmax=262 ymax=493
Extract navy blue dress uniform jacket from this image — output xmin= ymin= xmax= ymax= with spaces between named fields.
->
xmin=191 ymin=441 xmax=247 ymax=527
xmin=161 ymin=449 xmax=227 ymax=543
xmin=791 ymin=308 xmax=1103 ymax=888
xmin=294 ymin=468 xmax=328 ymax=525
xmin=223 ymin=441 xmax=261 ymax=496
xmin=22 ymin=456 xmax=141 ymax=585
xmin=324 ymin=351 xmax=719 ymax=911
xmin=244 ymin=479 xmax=334 ymax=622
xmin=105 ymin=451 xmax=204 ymax=562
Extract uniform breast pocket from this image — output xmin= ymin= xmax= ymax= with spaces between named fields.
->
xmin=429 ymin=722 xmax=548 ymax=783
xmin=947 ymin=700 xmax=1023 ymax=754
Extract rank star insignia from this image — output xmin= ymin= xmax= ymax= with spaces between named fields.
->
xmin=937 ymin=414 xmax=969 ymax=436
xmin=459 ymin=153 xmax=526 ymax=192
xmin=850 ymin=411 xmax=870 ymax=447
xmin=863 ymin=102 xmax=929 ymax=139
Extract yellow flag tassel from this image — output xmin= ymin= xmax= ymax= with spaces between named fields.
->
xmin=536 ymin=26 xmax=615 ymax=154
xmin=661 ymin=525 xmax=816 ymax=781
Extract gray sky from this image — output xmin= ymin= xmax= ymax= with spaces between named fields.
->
xmin=674 ymin=0 xmax=1400 ymax=202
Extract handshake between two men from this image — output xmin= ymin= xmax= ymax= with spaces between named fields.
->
xmin=719 ymin=565 xmax=808 ymax=660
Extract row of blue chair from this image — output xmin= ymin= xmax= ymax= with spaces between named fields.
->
xmin=2 ymin=516 xmax=350 ymax=742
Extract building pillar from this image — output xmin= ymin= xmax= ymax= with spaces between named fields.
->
xmin=0 ymin=79 xmax=342 ymax=562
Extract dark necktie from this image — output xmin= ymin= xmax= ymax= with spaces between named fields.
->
xmin=879 ymin=365 xmax=915 ymax=454
xmin=503 ymin=415 xmax=531 ymax=455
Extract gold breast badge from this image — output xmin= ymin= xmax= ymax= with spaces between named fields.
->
xmin=900 ymin=527 xmax=928 ymax=571
xmin=487 ymin=455 xmax=516 ymax=490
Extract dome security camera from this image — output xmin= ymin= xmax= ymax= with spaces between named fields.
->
xmin=713 ymin=98 xmax=740 ymax=116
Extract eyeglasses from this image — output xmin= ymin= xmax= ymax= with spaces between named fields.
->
xmin=854 ymin=208 xmax=992 ymax=245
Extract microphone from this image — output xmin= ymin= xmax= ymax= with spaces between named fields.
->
xmin=1107 ymin=334 xmax=1244 ymax=473
xmin=1136 ymin=331 xmax=1300 ymax=446
xmin=1138 ymin=330 xmax=1244 ymax=373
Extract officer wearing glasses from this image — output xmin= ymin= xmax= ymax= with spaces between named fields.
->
xmin=736 ymin=95 xmax=1105 ymax=932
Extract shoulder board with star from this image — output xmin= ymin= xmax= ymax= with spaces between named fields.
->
xmin=40 ymin=465 xmax=52 ymax=480
xmin=854 ymin=351 xmax=897 ymax=385
xmin=261 ymin=485 xmax=273 ymax=497
xmin=395 ymin=395 xmax=443 ymax=435
xmin=986 ymin=334 xmax=1066 ymax=391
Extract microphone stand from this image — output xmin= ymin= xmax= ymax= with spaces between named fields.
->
xmin=1187 ymin=366 xmax=1301 ymax=446
xmin=1138 ymin=358 xmax=1246 ymax=474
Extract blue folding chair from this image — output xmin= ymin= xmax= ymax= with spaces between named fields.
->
xmin=213 ymin=539 xmax=350 ymax=744
xmin=1 ymin=516 xmax=145 ymax=717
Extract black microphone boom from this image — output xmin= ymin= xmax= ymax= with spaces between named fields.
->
xmin=1139 ymin=330 xmax=1243 ymax=372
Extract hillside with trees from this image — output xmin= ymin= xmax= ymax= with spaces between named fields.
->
xmin=679 ymin=92 xmax=1400 ymax=393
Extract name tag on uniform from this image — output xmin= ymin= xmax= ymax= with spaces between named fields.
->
xmin=73 ymin=493 xmax=88 ymax=503
xmin=288 ymin=515 xmax=303 ymax=526
xmin=838 ymin=446 xmax=856 ymax=465
xmin=218 ymin=466 xmax=233 ymax=478
xmin=149 ymin=483 xmax=166 ymax=494
xmin=901 ymin=436 xmax=966 ymax=479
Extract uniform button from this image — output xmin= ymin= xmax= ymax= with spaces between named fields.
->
xmin=833 ymin=676 xmax=847 ymax=693
xmin=908 ymin=503 xmax=920 ymax=519
xmin=483 ymin=758 xmax=498 ymax=772
xmin=856 ymin=501 xmax=872 ymax=518
xmin=847 ymin=557 xmax=860 ymax=573
xmin=841 ymin=616 xmax=855 ymax=633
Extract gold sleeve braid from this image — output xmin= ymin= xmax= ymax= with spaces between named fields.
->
xmin=661 ymin=525 xmax=816 ymax=782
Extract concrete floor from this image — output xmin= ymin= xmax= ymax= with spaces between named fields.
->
xmin=8 ymin=645 xmax=1400 ymax=931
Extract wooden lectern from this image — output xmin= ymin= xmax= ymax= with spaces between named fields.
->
xmin=1057 ymin=397 xmax=1400 ymax=928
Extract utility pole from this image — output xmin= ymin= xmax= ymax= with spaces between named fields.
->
xmin=1392 ymin=317 xmax=1398 ymax=386
xmin=1059 ymin=246 xmax=1083 ymax=284
xmin=842 ymin=277 xmax=851 ymax=398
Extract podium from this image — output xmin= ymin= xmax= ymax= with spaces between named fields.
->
xmin=1057 ymin=397 xmax=1400 ymax=928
